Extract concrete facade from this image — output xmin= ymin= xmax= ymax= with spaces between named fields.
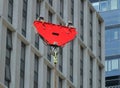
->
xmin=0 ymin=0 xmax=105 ymax=88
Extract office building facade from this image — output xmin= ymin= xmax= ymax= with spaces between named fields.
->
xmin=0 ymin=0 xmax=105 ymax=88
xmin=90 ymin=0 xmax=120 ymax=88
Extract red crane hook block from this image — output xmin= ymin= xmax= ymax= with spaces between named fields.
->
xmin=33 ymin=21 xmax=77 ymax=47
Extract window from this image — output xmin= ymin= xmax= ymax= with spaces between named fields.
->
xmin=47 ymin=46 xmax=51 ymax=61
xmin=98 ymin=67 xmax=101 ymax=88
xmin=80 ymin=46 xmax=83 ymax=88
xmin=35 ymin=34 xmax=39 ymax=49
xmin=60 ymin=0 xmax=64 ymax=18
xmin=48 ymin=11 xmax=52 ymax=23
xmin=108 ymin=60 xmax=111 ymax=71
xmin=110 ymin=0 xmax=118 ymax=10
xmin=98 ymin=21 xmax=101 ymax=59
xmin=22 ymin=0 xmax=28 ymax=37
xmin=105 ymin=28 xmax=120 ymax=56
xmin=20 ymin=42 xmax=26 ymax=88
xmin=34 ymin=55 xmax=39 ymax=88
xmin=100 ymin=1 xmax=108 ymax=11
xmin=47 ymin=67 xmax=51 ymax=88
xmin=111 ymin=59 xmax=118 ymax=70
xmin=106 ymin=59 xmax=119 ymax=72
xmin=90 ymin=29 xmax=93 ymax=50
xmin=58 ymin=77 xmax=62 ymax=88
xmin=80 ymin=18 xmax=83 ymax=40
xmin=92 ymin=2 xmax=100 ymax=11
xmin=48 ymin=0 xmax=52 ymax=6
xmin=71 ymin=0 xmax=74 ymax=24
xmin=114 ymin=31 xmax=118 ymax=40
xmin=8 ymin=0 xmax=13 ymax=23
xmin=80 ymin=0 xmax=84 ymax=40
xmin=36 ymin=0 xmax=41 ymax=19
xmin=89 ymin=57 xmax=93 ymax=88
xmin=105 ymin=61 xmax=107 ymax=71
xmin=5 ymin=29 xmax=12 ymax=88
xmin=70 ymin=41 xmax=73 ymax=82
xmin=59 ymin=48 xmax=63 ymax=72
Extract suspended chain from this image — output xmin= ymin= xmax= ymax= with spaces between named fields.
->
xmin=51 ymin=46 xmax=58 ymax=64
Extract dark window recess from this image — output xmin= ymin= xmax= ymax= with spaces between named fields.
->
xmin=22 ymin=0 xmax=28 ymax=37
xmin=60 ymin=0 xmax=64 ymax=18
xmin=35 ymin=34 xmax=39 ymax=49
xmin=20 ymin=42 xmax=26 ymax=88
xmin=48 ymin=0 xmax=52 ymax=6
xmin=36 ymin=0 xmax=41 ymax=19
xmin=47 ymin=66 xmax=51 ymax=88
xmin=70 ymin=41 xmax=73 ymax=82
xmin=48 ymin=11 xmax=52 ymax=23
xmin=8 ymin=0 xmax=13 ymax=23
xmin=58 ymin=77 xmax=62 ymax=88
xmin=106 ymin=76 xmax=120 ymax=87
xmin=34 ymin=55 xmax=39 ymax=88
xmin=59 ymin=47 xmax=63 ymax=72
xmin=5 ymin=29 xmax=12 ymax=88
xmin=47 ymin=46 xmax=51 ymax=61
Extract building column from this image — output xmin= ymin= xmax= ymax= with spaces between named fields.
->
xmin=93 ymin=12 xmax=97 ymax=56
xmin=39 ymin=57 xmax=46 ymax=88
xmin=10 ymin=32 xmax=18 ymax=88
xmin=83 ymin=49 xmax=89 ymax=88
xmin=93 ymin=59 xmax=97 ymax=88
xmin=0 ymin=20 xmax=7 ymax=88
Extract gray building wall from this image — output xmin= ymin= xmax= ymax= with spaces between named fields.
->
xmin=0 ymin=0 xmax=105 ymax=88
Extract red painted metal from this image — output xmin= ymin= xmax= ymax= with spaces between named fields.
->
xmin=33 ymin=21 xmax=77 ymax=47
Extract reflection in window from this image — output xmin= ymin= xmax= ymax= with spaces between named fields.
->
xmin=110 ymin=0 xmax=118 ymax=10
xmin=105 ymin=61 xmax=107 ymax=71
xmin=70 ymin=41 xmax=73 ymax=82
xmin=100 ymin=1 xmax=108 ymax=11
xmin=114 ymin=31 xmax=118 ymax=40
xmin=112 ymin=59 xmax=118 ymax=70
xmin=105 ymin=59 xmax=119 ymax=72
xmin=105 ymin=28 xmax=120 ymax=56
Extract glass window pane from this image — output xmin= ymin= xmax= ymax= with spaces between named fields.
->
xmin=93 ymin=2 xmax=100 ymax=11
xmin=105 ymin=61 xmax=107 ymax=71
xmin=112 ymin=59 xmax=118 ymax=70
xmin=58 ymin=77 xmax=62 ymax=88
xmin=110 ymin=0 xmax=118 ymax=10
xmin=114 ymin=31 xmax=118 ymax=39
xmin=108 ymin=60 xmax=111 ymax=71
xmin=5 ymin=65 xmax=11 ymax=81
xmin=20 ymin=77 xmax=24 ymax=88
xmin=100 ymin=1 xmax=108 ymax=11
